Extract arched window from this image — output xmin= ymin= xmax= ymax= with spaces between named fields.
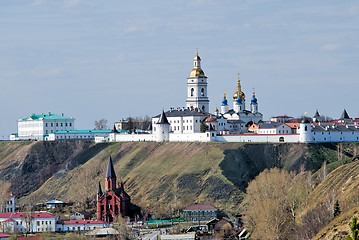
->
xmin=191 ymin=88 xmax=194 ymax=97
xmin=201 ymin=88 xmax=204 ymax=96
xmin=305 ymin=126 xmax=308 ymax=131
xmin=202 ymin=106 xmax=205 ymax=112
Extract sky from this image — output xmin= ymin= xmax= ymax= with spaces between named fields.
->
xmin=0 ymin=0 xmax=358 ymax=139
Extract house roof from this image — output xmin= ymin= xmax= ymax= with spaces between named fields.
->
xmin=73 ymin=211 xmax=91 ymax=216
xmin=183 ymin=204 xmax=217 ymax=211
xmin=21 ymin=113 xmax=73 ymax=121
xmin=0 ymin=212 xmax=56 ymax=219
xmin=46 ymin=200 xmax=64 ymax=204
xmin=61 ymin=219 xmax=105 ymax=225
xmin=157 ymin=110 xmax=170 ymax=124
xmin=4 ymin=218 xmax=15 ymax=222
xmin=340 ymin=109 xmax=351 ymax=120
xmin=0 ymin=233 xmax=11 ymax=237
xmin=153 ymin=108 xmax=211 ymax=118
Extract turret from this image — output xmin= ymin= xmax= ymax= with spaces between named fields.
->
xmin=250 ymin=89 xmax=258 ymax=114
xmin=155 ymin=110 xmax=170 ymax=142
xmin=299 ymin=118 xmax=312 ymax=143
xmin=105 ymin=156 xmax=116 ymax=191
xmin=313 ymin=110 xmax=320 ymax=122
xmin=220 ymin=92 xmax=229 ymax=114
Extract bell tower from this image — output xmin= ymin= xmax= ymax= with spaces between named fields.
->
xmin=186 ymin=51 xmax=209 ymax=112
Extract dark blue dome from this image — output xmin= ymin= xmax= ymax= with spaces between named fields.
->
xmin=236 ymin=97 xmax=242 ymax=104
xmin=221 ymin=98 xmax=228 ymax=106
xmin=251 ymin=97 xmax=257 ymax=104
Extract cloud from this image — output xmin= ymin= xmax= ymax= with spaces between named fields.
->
xmin=321 ymin=43 xmax=341 ymax=51
xmin=243 ymin=23 xmax=251 ymax=29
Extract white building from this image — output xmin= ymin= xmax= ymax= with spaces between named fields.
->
xmin=0 ymin=212 xmax=58 ymax=233
xmin=0 ymin=195 xmax=15 ymax=213
xmin=11 ymin=113 xmax=75 ymax=141
xmin=56 ymin=219 xmax=108 ymax=232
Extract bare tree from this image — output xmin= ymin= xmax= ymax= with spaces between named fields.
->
xmin=0 ymin=180 xmax=11 ymax=213
xmin=244 ymin=168 xmax=312 ymax=240
xmin=94 ymin=119 xmax=108 ymax=130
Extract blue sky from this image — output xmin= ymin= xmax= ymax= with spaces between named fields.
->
xmin=0 ymin=0 xmax=358 ymax=138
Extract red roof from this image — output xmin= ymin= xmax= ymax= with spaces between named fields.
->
xmin=183 ymin=204 xmax=217 ymax=211
xmin=0 ymin=212 xmax=56 ymax=219
xmin=4 ymin=218 xmax=15 ymax=222
xmin=0 ymin=233 xmax=11 ymax=237
xmin=205 ymin=117 xmax=217 ymax=123
xmin=62 ymin=219 xmax=105 ymax=225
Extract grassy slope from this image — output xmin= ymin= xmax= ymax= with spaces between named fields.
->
xmin=1 ymin=141 xmax=358 ymax=224
xmin=24 ymin=142 xmax=344 ymax=216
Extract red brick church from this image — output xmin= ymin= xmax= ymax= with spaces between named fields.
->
xmin=96 ymin=156 xmax=140 ymax=223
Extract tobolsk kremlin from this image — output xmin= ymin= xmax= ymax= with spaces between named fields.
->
xmin=10 ymin=52 xmax=359 ymax=144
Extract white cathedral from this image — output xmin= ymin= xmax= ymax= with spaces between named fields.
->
xmin=152 ymin=51 xmax=263 ymax=138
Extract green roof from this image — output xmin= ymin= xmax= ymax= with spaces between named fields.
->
xmin=54 ymin=130 xmax=113 ymax=134
xmin=21 ymin=113 xmax=74 ymax=121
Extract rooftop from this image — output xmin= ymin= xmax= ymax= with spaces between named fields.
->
xmin=20 ymin=113 xmax=74 ymax=121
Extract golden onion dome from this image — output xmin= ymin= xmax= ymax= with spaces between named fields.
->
xmin=233 ymin=78 xmax=245 ymax=100
xmin=188 ymin=68 xmax=207 ymax=78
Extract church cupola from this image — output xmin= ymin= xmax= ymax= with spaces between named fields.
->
xmin=221 ymin=91 xmax=229 ymax=114
xmin=105 ymin=156 xmax=116 ymax=191
xmin=250 ymin=88 xmax=258 ymax=114
xmin=233 ymin=74 xmax=246 ymax=112
xmin=193 ymin=51 xmax=201 ymax=68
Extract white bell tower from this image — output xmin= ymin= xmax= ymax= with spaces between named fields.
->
xmin=186 ymin=51 xmax=209 ymax=112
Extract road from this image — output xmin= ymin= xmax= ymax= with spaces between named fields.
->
xmin=142 ymin=230 xmax=160 ymax=240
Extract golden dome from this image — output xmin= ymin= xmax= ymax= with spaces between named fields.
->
xmin=188 ymin=68 xmax=207 ymax=78
xmin=233 ymin=79 xmax=245 ymax=100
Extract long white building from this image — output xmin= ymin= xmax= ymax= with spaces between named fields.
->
xmin=11 ymin=113 xmax=75 ymax=141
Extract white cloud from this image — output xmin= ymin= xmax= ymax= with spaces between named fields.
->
xmin=243 ymin=23 xmax=251 ymax=29
xmin=321 ymin=43 xmax=341 ymax=51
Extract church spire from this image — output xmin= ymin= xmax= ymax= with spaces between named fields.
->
xmin=97 ymin=182 xmax=102 ymax=195
xmin=105 ymin=156 xmax=116 ymax=178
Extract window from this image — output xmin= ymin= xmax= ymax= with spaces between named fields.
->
xmin=191 ymin=88 xmax=194 ymax=97
xmin=61 ymin=123 xmax=63 ymax=127
xmin=56 ymin=123 xmax=58 ymax=127
xmin=46 ymin=123 xmax=48 ymax=127
xmin=201 ymin=88 xmax=204 ymax=96
xmin=66 ymin=123 xmax=68 ymax=127
xmin=51 ymin=123 xmax=53 ymax=127
xmin=70 ymin=123 xmax=72 ymax=127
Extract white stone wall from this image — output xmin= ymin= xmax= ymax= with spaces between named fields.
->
xmin=169 ymin=132 xmax=214 ymax=142
xmin=311 ymin=129 xmax=359 ymax=143
xmin=215 ymin=134 xmax=300 ymax=143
